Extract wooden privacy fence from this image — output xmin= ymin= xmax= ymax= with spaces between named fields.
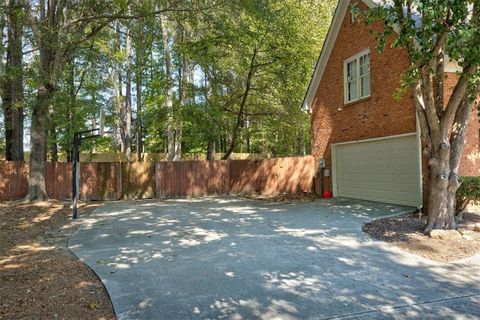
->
xmin=0 ymin=156 xmax=314 ymax=201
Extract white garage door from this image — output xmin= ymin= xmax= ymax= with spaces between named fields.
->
xmin=332 ymin=134 xmax=422 ymax=207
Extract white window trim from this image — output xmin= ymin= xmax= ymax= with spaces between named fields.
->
xmin=343 ymin=49 xmax=371 ymax=104
xmin=351 ymin=1 xmax=359 ymax=23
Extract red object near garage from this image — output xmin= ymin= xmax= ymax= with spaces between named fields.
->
xmin=322 ymin=191 xmax=332 ymax=198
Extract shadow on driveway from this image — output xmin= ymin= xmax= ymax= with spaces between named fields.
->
xmin=68 ymin=197 xmax=480 ymax=320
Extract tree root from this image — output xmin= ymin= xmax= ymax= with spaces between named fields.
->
xmin=424 ymin=218 xmax=458 ymax=234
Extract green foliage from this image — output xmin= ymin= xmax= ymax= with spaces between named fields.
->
xmin=172 ymin=0 xmax=335 ymax=156
xmin=366 ymin=1 xmax=480 ymax=98
xmin=115 ymin=0 xmax=128 ymax=12
xmin=1 ymin=0 xmax=336 ymax=160
xmin=456 ymin=177 xmax=480 ymax=212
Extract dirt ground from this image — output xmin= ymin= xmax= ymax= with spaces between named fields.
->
xmin=363 ymin=211 xmax=480 ymax=263
xmin=0 ymin=200 xmax=115 ymax=320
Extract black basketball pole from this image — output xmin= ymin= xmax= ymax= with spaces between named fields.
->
xmin=71 ymin=129 xmax=102 ymax=219
xmin=72 ymin=133 xmax=80 ymax=219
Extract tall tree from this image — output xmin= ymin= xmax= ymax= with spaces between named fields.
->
xmin=0 ymin=3 xmax=6 ymax=157
xmin=2 ymin=0 xmax=24 ymax=161
xmin=369 ymin=1 xmax=480 ymax=231
xmin=135 ymin=58 xmax=143 ymax=161
xmin=173 ymin=24 xmax=189 ymax=161
xmin=0 ymin=0 xmax=334 ymax=192
xmin=159 ymin=12 xmax=175 ymax=161
xmin=222 ymin=45 xmax=259 ymax=160
xmin=124 ymin=4 xmax=132 ymax=162
xmin=24 ymin=0 xmax=61 ymax=199
xmin=111 ymin=19 xmax=124 ymax=153
xmin=23 ymin=0 xmax=120 ymax=199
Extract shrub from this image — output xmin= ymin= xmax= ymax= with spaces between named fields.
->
xmin=456 ymin=176 xmax=480 ymax=214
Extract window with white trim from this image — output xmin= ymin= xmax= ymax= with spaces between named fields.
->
xmin=351 ymin=2 xmax=359 ymax=23
xmin=344 ymin=50 xmax=370 ymax=104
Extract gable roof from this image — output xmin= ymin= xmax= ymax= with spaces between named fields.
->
xmin=301 ymin=0 xmax=461 ymax=112
xmin=301 ymin=0 xmax=373 ymax=112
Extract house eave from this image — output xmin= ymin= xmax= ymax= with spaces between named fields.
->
xmin=301 ymin=0 xmax=462 ymax=113
xmin=301 ymin=0 xmax=350 ymax=113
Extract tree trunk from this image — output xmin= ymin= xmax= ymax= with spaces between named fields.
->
xmin=27 ymin=0 xmax=61 ymax=200
xmin=66 ymin=57 xmax=75 ymax=162
xmin=160 ymin=13 xmax=175 ymax=161
xmin=425 ymin=158 xmax=457 ymax=230
xmin=2 ymin=80 xmax=13 ymax=160
xmin=245 ymin=116 xmax=250 ymax=154
xmin=207 ymin=140 xmax=215 ymax=160
xmin=0 ymin=2 xmax=4 ymax=115
xmin=48 ymin=102 xmax=58 ymax=161
xmin=113 ymin=19 xmax=124 ymax=153
xmin=174 ymin=126 xmax=182 ymax=160
xmin=136 ymin=70 xmax=143 ymax=162
xmin=222 ymin=47 xmax=258 ymax=160
xmin=8 ymin=0 xmax=23 ymax=161
xmin=425 ymin=96 xmax=474 ymax=231
xmin=296 ymin=132 xmax=306 ymax=156
xmin=2 ymin=0 xmax=13 ymax=161
xmin=173 ymin=46 xmax=186 ymax=161
xmin=124 ymin=11 xmax=132 ymax=162
xmin=415 ymin=58 xmax=476 ymax=232
xmin=28 ymin=85 xmax=53 ymax=200
xmin=2 ymin=0 xmax=23 ymax=161
xmin=91 ymin=105 xmax=97 ymax=153
xmin=111 ymin=68 xmax=123 ymax=152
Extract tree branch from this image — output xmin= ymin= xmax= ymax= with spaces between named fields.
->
xmin=21 ymin=0 xmax=40 ymax=46
xmin=433 ymin=45 xmax=445 ymax=117
xmin=413 ymin=79 xmax=433 ymax=155
xmin=66 ymin=1 xmax=226 ymax=26
xmin=419 ymin=67 xmax=441 ymax=146
xmin=222 ymin=46 xmax=258 ymax=160
xmin=449 ymin=94 xmax=475 ymax=173
xmin=252 ymin=59 xmax=277 ymax=68
xmin=440 ymin=64 xmax=477 ymax=137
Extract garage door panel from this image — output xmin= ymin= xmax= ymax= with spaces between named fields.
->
xmin=334 ymin=134 xmax=421 ymax=207
xmin=339 ymin=188 xmax=419 ymax=205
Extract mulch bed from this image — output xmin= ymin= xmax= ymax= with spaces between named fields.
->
xmin=0 ymin=200 xmax=115 ymax=320
xmin=244 ymin=192 xmax=321 ymax=203
xmin=363 ymin=211 xmax=480 ymax=263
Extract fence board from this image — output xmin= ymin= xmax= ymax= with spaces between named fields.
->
xmin=230 ymin=160 xmax=258 ymax=194
xmin=122 ymin=162 xmax=155 ymax=199
xmin=0 ymin=156 xmax=314 ymax=201
xmin=46 ymin=162 xmax=72 ymax=200
xmin=96 ymin=162 xmax=121 ymax=200
xmin=80 ymin=163 xmax=98 ymax=200
xmin=0 ymin=162 xmax=27 ymax=200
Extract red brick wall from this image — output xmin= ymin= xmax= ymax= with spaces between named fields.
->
xmin=311 ymin=0 xmax=480 ymax=197
xmin=444 ymin=73 xmax=480 ymax=176
xmin=460 ymin=113 xmax=480 ymax=176
xmin=311 ymin=0 xmax=416 ymax=191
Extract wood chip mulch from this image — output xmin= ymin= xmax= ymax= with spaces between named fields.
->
xmin=0 ymin=200 xmax=116 ymax=320
xmin=363 ymin=211 xmax=480 ymax=263
xmin=244 ymin=193 xmax=321 ymax=203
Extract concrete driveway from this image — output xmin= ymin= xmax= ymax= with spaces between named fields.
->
xmin=68 ymin=197 xmax=480 ymax=320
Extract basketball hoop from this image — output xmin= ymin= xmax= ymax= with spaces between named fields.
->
xmin=71 ymin=109 xmax=112 ymax=219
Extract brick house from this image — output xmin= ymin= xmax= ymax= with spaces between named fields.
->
xmin=303 ymin=0 xmax=480 ymax=207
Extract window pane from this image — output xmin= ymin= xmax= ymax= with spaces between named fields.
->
xmin=347 ymin=60 xmax=357 ymax=80
xmin=361 ymin=75 xmax=370 ymax=97
xmin=351 ymin=2 xmax=359 ymax=22
xmin=360 ymin=54 xmax=370 ymax=76
xmin=361 ymin=53 xmax=370 ymax=65
xmin=348 ymin=79 xmax=358 ymax=101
